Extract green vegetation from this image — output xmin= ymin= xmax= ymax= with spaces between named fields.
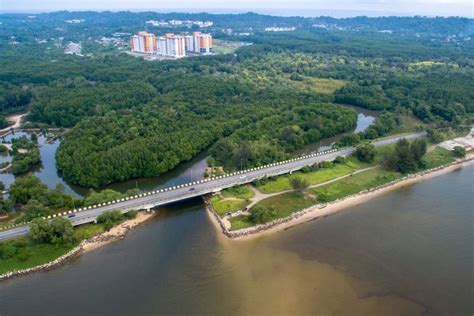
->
xmin=29 ymin=217 xmax=74 ymax=245
xmin=0 ymin=237 xmax=74 ymax=275
xmin=421 ymin=147 xmax=456 ymax=169
xmin=0 ymin=12 xmax=474 ymax=188
xmin=97 ymin=210 xmax=137 ymax=231
xmin=221 ymin=185 xmax=254 ymax=200
xmin=312 ymin=168 xmax=402 ymax=203
xmin=209 ymin=185 xmax=254 ymax=216
xmin=381 ymin=139 xmax=427 ymax=173
xmin=289 ymin=176 xmax=309 ymax=194
xmin=229 ymin=215 xmax=255 ymax=231
xmin=452 ymin=146 xmax=467 ymax=158
xmin=255 ymin=157 xmax=367 ymax=193
xmin=10 ymin=136 xmax=41 ymax=175
xmin=249 ymin=192 xmax=317 ymax=222
xmin=355 ymin=143 xmax=376 ymax=163
xmin=0 ymin=210 xmax=137 ymax=275
xmin=0 ymin=12 xmax=471 ymax=189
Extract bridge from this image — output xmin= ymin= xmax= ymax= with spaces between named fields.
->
xmin=0 ymin=132 xmax=426 ymax=241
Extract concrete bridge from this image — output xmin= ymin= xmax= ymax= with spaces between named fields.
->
xmin=0 ymin=132 xmax=426 ymax=241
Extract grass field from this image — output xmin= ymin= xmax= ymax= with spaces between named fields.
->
xmin=233 ymin=167 xmax=402 ymax=230
xmin=311 ymin=167 xmax=402 ymax=203
xmin=229 ymin=215 xmax=255 ymax=231
xmin=209 ymin=185 xmax=254 ymax=216
xmin=0 ymin=237 xmax=76 ymax=274
xmin=300 ymin=77 xmax=347 ymax=94
xmin=422 ymin=147 xmax=456 ymax=169
xmin=0 ymin=223 xmax=106 ymax=275
xmin=256 ymin=158 xmax=369 ymax=194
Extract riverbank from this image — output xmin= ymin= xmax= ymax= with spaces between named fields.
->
xmin=206 ymin=155 xmax=474 ymax=240
xmin=0 ymin=210 xmax=156 ymax=282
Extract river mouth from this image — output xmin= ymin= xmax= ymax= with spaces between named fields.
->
xmin=1 ymin=166 xmax=471 ymax=315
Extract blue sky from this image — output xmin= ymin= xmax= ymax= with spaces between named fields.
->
xmin=1 ymin=0 xmax=472 ymax=17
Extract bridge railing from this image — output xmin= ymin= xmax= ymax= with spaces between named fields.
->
xmin=0 ymin=148 xmax=343 ymax=231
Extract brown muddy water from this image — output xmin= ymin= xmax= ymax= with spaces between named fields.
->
xmin=0 ymin=165 xmax=472 ymax=315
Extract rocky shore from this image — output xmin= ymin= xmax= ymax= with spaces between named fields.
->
xmin=0 ymin=210 xmax=155 ymax=282
xmin=206 ymin=156 xmax=474 ymax=240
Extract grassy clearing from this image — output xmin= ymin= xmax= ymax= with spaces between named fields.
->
xmin=0 ymin=237 xmax=76 ymax=274
xmin=299 ymin=77 xmax=347 ymax=94
xmin=236 ymin=167 xmax=401 ymax=230
xmin=229 ymin=215 xmax=255 ymax=231
xmin=311 ymin=167 xmax=402 ymax=203
xmin=256 ymin=158 xmax=369 ymax=194
xmin=422 ymin=147 xmax=456 ymax=169
xmin=213 ymin=39 xmax=241 ymax=54
xmin=256 ymin=192 xmax=317 ymax=219
xmin=210 ymin=197 xmax=249 ymax=216
xmin=1 ymin=220 xmax=118 ymax=275
xmin=209 ymin=185 xmax=254 ymax=216
xmin=73 ymin=223 xmax=104 ymax=241
xmin=221 ymin=185 xmax=255 ymax=200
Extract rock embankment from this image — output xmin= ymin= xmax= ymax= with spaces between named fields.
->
xmin=0 ymin=211 xmax=155 ymax=282
xmin=206 ymin=156 xmax=474 ymax=240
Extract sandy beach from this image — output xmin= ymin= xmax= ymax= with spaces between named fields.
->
xmin=207 ymin=156 xmax=474 ymax=241
xmin=81 ymin=211 xmax=156 ymax=252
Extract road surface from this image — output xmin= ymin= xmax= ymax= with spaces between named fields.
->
xmin=0 ymin=132 xmax=426 ymax=241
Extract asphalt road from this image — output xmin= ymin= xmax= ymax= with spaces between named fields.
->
xmin=0 ymin=132 xmax=426 ymax=241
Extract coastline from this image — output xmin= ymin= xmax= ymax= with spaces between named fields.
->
xmin=0 ymin=210 xmax=156 ymax=282
xmin=206 ymin=156 xmax=474 ymax=241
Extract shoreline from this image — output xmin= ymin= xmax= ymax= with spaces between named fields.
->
xmin=205 ymin=156 xmax=474 ymax=241
xmin=0 ymin=210 xmax=156 ymax=282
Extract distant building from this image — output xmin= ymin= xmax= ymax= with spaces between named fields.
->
xmin=265 ymin=27 xmax=296 ymax=32
xmin=64 ymin=42 xmax=81 ymax=55
xmin=130 ymin=31 xmax=156 ymax=54
xmin=185 ymin=32 xmax=213 ymax=54
xmin=130 ymin=31 xmax=211 ymax=58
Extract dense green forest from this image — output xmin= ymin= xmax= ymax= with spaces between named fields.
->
xmin=0 ymin=12 xmax=472 ymax=187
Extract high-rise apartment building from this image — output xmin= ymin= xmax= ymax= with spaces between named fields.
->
xmin=130 ymin=31 xmax=210 ymax=58
xmin=185 ymin=32 xmax=213 ymax=54
xmin=130 ymin=31 xmax=156 ymax=53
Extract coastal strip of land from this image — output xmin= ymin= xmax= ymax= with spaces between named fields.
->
xmin=205 ymin=155 xmax=473 ymax=240
xmin=0 ymin=211 xmax=155 ymax=282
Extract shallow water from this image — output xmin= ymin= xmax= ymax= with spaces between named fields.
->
xmin=0 ymin=165 xmax=472 ymax=315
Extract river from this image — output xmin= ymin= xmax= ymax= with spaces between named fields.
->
xmin=0 ymin=163 xmax=472 ymax=315
xmin=0 ymin=106 xmax=376 ymax=197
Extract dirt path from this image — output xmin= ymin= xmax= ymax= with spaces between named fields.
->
xmin=221 ymin=166 xmax=377 ymax=229
xmin=0 ymin=113 xmax=28 ymax=135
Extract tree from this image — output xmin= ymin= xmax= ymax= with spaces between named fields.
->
xmin=9 ymin=175 xmax=48 ymax=204
xmin=97 ymin=210 xmax=123 ymax=231
xmin=333 ymin=156 xmax=346 ymax=164
xmin=382 ymin=139 xmax=427 ymax=173
xmin=411 ymin=139 xmax=427 ymax=162
xmin=355 ymin=143 xmax=376 ymax=163
xmin=29 ymin=218 xmax=53 ymax=244
xmin=29 ymin=217 xmax=74 ymax=245
xmin=50 ymin=217 xmax=74 ymax=246
xmin=452 ymin=146 xmax=466 ymax=158
xmin=289 ymin=176 xmax=309 ymax=194
xmin=84 ymin=189 xmax=123 ymax=206
xmin=251 ymin=205 xmax=277 ymax=224
xmin=338 ymin=133 xmax=360 ymax=146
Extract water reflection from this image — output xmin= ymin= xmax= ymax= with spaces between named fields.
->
xmin=0 ymin=106 xmax=376 ymax=198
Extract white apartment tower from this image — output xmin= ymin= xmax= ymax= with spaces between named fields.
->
xmin=185 ymin=32 xmax=213 ymax=54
